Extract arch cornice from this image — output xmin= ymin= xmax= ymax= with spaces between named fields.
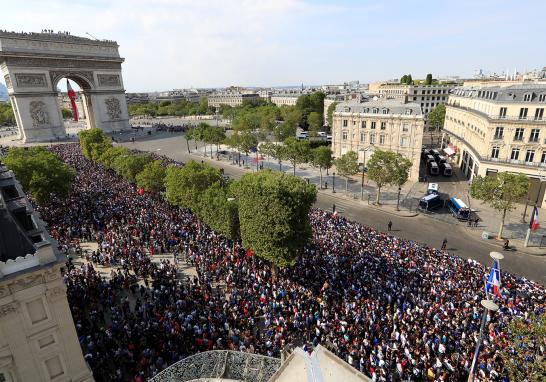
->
xmin=49 ymin=70 xmax=95 ymax=90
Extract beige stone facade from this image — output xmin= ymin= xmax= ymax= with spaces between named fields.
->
xmin=208 ymin=92 xmax=260 ymax=108
xmin=270 ymin=94 xmax=299 ymax=107
xmin=331 ymin=100 xmax=424 ymax=181
xmin=442 ymin=84 xmax=546 ymax=206
xmin=0 ymin=167 xmax=94 ymax=382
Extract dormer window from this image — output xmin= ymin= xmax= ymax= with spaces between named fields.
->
xmin=344 ymin=107 xmax=351 ymax=112
xmin=539 ymin=94 xmax=546 ymax=102
xmin=364 ymin=108 xmax=369 ymax=113
xmin=405 ymin=109 xmax=412 ymax=115
xmin=523 ymin=93 xmax=533 ymax=102
xmin=382 ymin=108 xmax=388 ymax=114
xmin=372 ymin=108 xmax=378 ymax=114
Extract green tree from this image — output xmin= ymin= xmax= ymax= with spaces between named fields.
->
xmin=98 ymin=146 xmax=130 ymax=169
xmin=428 ymin=103 xmax=446 ymax=131
xmin=196 ymin=122 xmax=211 ymax=156
xmin=282 ymin=137 xmax=311 ymax=176
xmin=197 ymin=182 xmax=240 ymax=241
xmin=406 ymin=74 xmax=413 ymax=85
xmin=237 ymin=131 xmax=258 ymax=163
xmin=326 ymin=102 xmax=338 ymax=127
xmin=61 ymin=108 xmax=73 ymax=119
xmin=424 ymin=73 xmax=433 ymax=85
xmin=78 ymin=128 xmax=112 ymax=161
xmin=164 ymin=161 xmax=222 ymax=211
xmin=367 ymin=149 xmax=395 ymax=204
xmin=470 ymin=173 xmax=529 ymax=237
xmin=274 ymin=121 xmax=297 ymax=142
xmin=232 ymin=170 xmax=317 ymax=277
xmin=204 ymin=126 xmax=226 ymax=156
xmin=334 ymin=150 xmax=359 ymax=192
xmin=112 ymin=153 xmax=152 ymax=183
xmin=307 ymin=111 xmax=322 ymax=137
xmin=0 ymin=103 xmax=16 ymax=126
xmin=499 ymin=313 xmax=546 ymax=382
xmin=135 ymin=160 xmax=166 ymax=193
xmin=390 ymin=153 xmax=413 ymax=210
xmin=310 ymin=146 xmax=333 ymax=188
xmin=400 ymin=75 xmax=408 ymax=84
xmin=197 ymin=96 xmax=209 ymax=115
xmin=2 ymin=147 xmax=75 ymax=205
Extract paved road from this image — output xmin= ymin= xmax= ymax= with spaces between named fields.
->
xmin=122 ymin=133 xmax=546 ymax=285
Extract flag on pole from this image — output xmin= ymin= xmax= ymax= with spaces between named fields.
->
xmin=66 ymin=79 xmax=79 ymax=122
xmin=530 ymin=206 xmax=539 ymax=231
xmin=484 ymin=260 xmax=501 ymax=297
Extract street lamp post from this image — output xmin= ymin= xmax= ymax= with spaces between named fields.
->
xmin=332 ymin=172 xmax=336 ymax=193
xmin=359 ymin=145 xmax=374 ymax=200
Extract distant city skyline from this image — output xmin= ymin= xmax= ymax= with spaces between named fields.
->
xmin=2 ymin=0 xmax=546 ymax=92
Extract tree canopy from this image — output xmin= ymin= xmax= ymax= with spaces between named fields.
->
xmin=135 ymin=160 xmax=167 ymax=193
xmin=128 ymin=97 xmax=211 ymax=117
xmin=326 ymin=102 xmax=338 ymax=127
xmin=197 ymin=182 xmax=239 ymax=241
xmin=471 ymin=172 xmax=529 ymax=237
xmin=164 ymin=160 xmax=223 ymax=211
xmin=0 ymin=103 xmax=16 ymax=126
xmin=282 ymin=137 xmax=311 ymax=176
xmin=424 ymin=73 xmax=433 ymax=85
xmin=79 ymin=128 xmax=112 ymax=161
xmin=334 ymin=150 xmax=359 ymax=192
xmin=428 ymin=103 xmax=446 ymax=130
xmin=232 ymin=170 xmax=317 ymax=270
xmin=2 ymin=147 xmax=75 ymax=204
xmin=366 ymin=150 xmax=412 ymax=204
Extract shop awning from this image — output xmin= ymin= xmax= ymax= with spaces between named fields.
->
xmin=443 ymin=147 xmax=455 ymax=156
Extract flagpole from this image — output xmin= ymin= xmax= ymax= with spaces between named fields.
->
xmin=468 ymin=252 xmax=503 ymax=382
xmin=524 ymin=205 xmax=536 ymax=247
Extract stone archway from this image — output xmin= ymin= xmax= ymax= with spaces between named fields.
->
xmin=0 ymin=31 xmax=130 ymax=143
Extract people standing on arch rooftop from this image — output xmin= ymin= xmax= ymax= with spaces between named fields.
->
xmin=35 ymin=143 xmax=545 ymax=381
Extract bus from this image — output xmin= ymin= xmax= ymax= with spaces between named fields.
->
xmin=447 ymin=197 xmax=471 ymax=220
xmin=419 ymin=194 xmax=444 ymax=211
xmin=441 ymin=163 xmax=453 ymax=177
xmin=429 ymin=162 xmax=439 ymax=175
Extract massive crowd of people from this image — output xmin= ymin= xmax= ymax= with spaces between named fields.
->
xmin=36 ymin=143 xmax=544 ymax=381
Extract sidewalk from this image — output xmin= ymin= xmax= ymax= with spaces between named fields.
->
xmin=192 ymin=144 xmax=420 ymax=218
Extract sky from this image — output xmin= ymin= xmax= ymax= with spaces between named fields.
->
xmin=1 ymin=0 xmax=546 ymax=92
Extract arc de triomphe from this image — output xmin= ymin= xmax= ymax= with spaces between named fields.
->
xmin=0 ymin=31 xmax=130 ymax=143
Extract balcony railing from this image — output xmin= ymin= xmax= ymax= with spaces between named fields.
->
xmin=449 ymin=104 xmax=544 ymax=123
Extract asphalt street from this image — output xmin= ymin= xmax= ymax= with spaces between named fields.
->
xmin=121 ymin=133 xmax=546 ymax=285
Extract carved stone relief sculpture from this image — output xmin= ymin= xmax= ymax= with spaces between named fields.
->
xmin=105 ymin=97 xmax=121 ymax=120
xmin=97 ymin=74 xmax=120 ymax=87
xmin=4 ymin=74 xmax=12 ymax=88
xmin=29 ymin=101 xmax=50 ymax=127
xmin=14 ymin=73 xmax=47 ymax=88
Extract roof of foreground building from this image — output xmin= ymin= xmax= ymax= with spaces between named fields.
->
xmin=150 ymin=346 xmax=371 ymax=382
xmin=0 ymin=163 xmax=64 ymax=277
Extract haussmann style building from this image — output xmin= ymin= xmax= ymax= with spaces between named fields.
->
xmin=442 ymin=84 xmax=546 ymax=206
xmin=331 ymin=99 xmax=424 ymax=181
xmin=0 ymin=165 xmax=94 ymax=382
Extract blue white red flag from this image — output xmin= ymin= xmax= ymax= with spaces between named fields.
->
xmin=485 ymin=260 xmax=501 ymax=297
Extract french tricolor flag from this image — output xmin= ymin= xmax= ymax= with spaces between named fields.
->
xmin=485 ymin=260 xmax=501 ymax=297
xmin=530 ymin=206 xmax=539 ymax=231
xmin=66 ymin=79 xmax=79 ymax=122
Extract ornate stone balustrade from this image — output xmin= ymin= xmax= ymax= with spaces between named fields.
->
xmin=149 ymin=351 xmax=281 ymax=382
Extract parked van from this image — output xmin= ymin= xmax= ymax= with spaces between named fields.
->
xmin=437 ymin=156 xmax=447 ymax=165
xmin=431 ymin=149 xmax=441 ymax=159
xmin=419 ymin=194 xmax=444 ymax=211
xmin=429 ymin=162 xmax=439 ymax=175
xmin=447 ymin=197 xmax=471 ymax=220
xmin=425 ymin=155 xmax=435 ymax=165
xmin=441 ymin=163 xmax=453 ymax=177
xmin=427 ymin=183 xmax=439 ymax=195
